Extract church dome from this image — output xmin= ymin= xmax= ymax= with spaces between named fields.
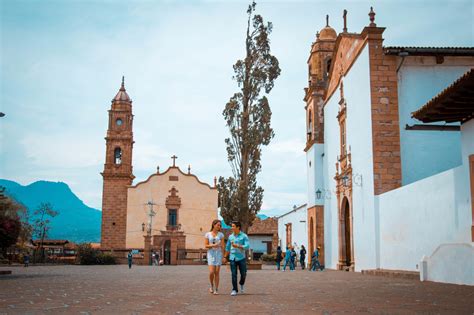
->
xmin=112 ymin=77 xmax=131 ymax=103
xmin=319 ymin=26 xmax=337 ymax=40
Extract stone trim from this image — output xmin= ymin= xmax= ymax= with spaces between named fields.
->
xmin=130 ymin=166 xmax=217 ymax=190
xmin=365 ymin=26 xmax=402 ymax=195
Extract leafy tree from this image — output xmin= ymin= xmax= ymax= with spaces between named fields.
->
xmin=0 ymin=188 xmax=26 ymax=258
xmin=33 ymin=202 xmax=58 ymax=261
xmin=218 ymin=1 xmax=280 ymax=232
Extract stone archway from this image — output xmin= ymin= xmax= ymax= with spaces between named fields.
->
xmin=342 ymin=198 xmax=351 ymax=266
xmin=338 ymin=196 xmax=354 ymax=270
xmin=309 ymin=217 xmax=315 ymax=255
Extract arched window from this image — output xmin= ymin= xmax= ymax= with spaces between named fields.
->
xmin=326 ymin=58 xmax=332 ymax=76
xmin=114 ymin=147 xmax=122 ymax=165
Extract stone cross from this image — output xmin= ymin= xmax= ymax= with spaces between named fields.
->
xmin=171 ymin=155 xmax=178 ymax=167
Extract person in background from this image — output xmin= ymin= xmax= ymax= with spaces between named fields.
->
xmin=23 ymin=252 xmax=30 ymax=267
xmin=127 ymin=251 xmax=133 ymax=269
xmin=300 ymin=245 xmax=307 ymax=270
xmin=224 ymin=221 xmax=250 ymax=296
xmin=275 ymin=246 xmax=283 ymax=271
xmin=283 ymin=246 xmax=291 ymax=271
xmin=311 ymin=246 xmax=324 ymax=271
xmin=290 ymin=246 xmax=297 ymax=271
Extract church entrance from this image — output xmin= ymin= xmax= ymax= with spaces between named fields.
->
xmin=309 ymin=217 xmax=314 ymax=255
xmin=338 ymin=197 xmax=354 ymax=270
xmin=163 ymin=240 xmax=171 ymax=265
xmin=343 ymin=198 xmax=351 ymax=266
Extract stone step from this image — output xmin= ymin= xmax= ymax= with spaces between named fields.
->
xmin=362 ymin=269 xmax=419 ymax=280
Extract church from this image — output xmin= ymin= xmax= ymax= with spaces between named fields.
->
xmin=100 ymin=78 xmax=218 ymax=265
xmin=304 ymin=8 xmax=473 ymax=284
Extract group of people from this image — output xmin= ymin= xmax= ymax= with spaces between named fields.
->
xmin=275 ymin=245 xmax=324 ymax=272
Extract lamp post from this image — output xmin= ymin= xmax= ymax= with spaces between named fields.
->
xmin=316 ymin=189 xmax=322 ymax=200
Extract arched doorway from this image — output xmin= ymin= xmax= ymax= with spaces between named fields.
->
xmin=163 ymin=240 xmax=171 ymax=265
xmin=342 ymin=198 xmax=351 ymax=266
xmin=339 ymin=196 xmax=353 ymax=270
xmin=309 ymin=217 xmax=314 ymax=255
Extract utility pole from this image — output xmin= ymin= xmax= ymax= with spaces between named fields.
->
xmin=145 ymin=200 xmax=157 ymax=266
xmin=146 ymin=200 xmax=157 ymax=236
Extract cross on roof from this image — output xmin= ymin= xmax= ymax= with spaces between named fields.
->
xmin=171 ymin=155 xmax=178 ymax=167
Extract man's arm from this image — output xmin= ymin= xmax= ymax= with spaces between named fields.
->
xmin=241 ymin=234 xmax=250 ymax=250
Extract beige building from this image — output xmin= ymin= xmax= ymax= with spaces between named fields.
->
xmin=126 ymin=164 xmax=218 ymax=252
xmin=100 ymin=79 xmax=218 ymax=265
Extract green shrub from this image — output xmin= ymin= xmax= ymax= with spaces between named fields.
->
xmin=77 ymin=243 xmax=116 ymax=265
xmin=261 ymin=253 xmax=276 ymax=262
xmin=97 ymin=252 xmax=116 ymax=265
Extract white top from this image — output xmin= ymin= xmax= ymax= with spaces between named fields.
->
xmin=205 ymin=231 xmax=224 ymax=251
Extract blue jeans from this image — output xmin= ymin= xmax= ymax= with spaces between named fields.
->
xmin=283 ymin=259 xmax=290 ymax=270
xmin=290 ymin=259 xmax=295 ymax=270
xmin=276 ymin=261 xmax=281 ymax=270
xmin=230 ymin=258 xmax=247 ymax=292
xmin=311 ymin=258 xmax=322 ymax=271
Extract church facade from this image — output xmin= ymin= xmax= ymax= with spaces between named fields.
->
xmin=100 ymin=78 xmax=218 ymax=264
xmin=304 ymin=8 xmax=474 ymax=284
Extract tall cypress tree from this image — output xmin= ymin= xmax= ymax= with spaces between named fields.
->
xmin=218 ymin=1 xmax=280 ymax=232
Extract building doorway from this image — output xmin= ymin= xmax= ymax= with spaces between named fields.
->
xmin=309 ymin=217 xmax=314 ymax=255
xmin=339 ymin=197 xmax=353 ymax=269
xmin=163 ymin=240 xmax=171 ymax=265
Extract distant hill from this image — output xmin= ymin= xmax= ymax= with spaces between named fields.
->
xmin=0 ymin=179 xmax=101 ymax=243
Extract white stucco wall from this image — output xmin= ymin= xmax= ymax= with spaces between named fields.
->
xmin=278 ymin=205 xmax=308 ymax=252
xmin=306 ymin=143 xmax=325 ymax=208
xmin=377 ymin=165 xmax=471 ymax=271
xmin=249 ymin=235 xmax=272 ymax=254
xmin=421 ymin=243 xmax=474 ymax=285
xmin=322 ymin=45 xmax=375 ymax=271
xmin=461 ymin=119 xmax=474 ymax=165
xmin=398 ymin=57 xmax=474 ymax=185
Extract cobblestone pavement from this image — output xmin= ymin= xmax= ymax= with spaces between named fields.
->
xmin=1 ymin=265 xmax=473 ymax=314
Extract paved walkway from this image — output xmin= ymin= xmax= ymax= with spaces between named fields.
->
xmin=1 ymin=265 xmax=473 ymax=314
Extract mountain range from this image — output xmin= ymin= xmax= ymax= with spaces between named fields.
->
xmin=0 ymin=179 xmax=271 ymax=243
xmin=0 ymin=179 xmax=101 ymax=243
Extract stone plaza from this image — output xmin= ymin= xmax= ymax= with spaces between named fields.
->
xmin=1 ymin=265 xmax=473 ymax=314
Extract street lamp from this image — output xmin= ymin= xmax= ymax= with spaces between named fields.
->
xmin=316 ymin=189 xmax=322 ymax=200
xmin=141 ymin=222 xmax=145 ymax=232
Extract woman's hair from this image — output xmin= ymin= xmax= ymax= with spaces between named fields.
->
xmin=210 ymin=219 xmax=221 ymax=231
xmin=277 ymin=246 xmax=281 ymax=250
xmin=301 ymin=245 xmax=305 ymax=249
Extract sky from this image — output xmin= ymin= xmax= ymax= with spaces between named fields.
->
xmin=1 ymin=0 xmax=473 ymax=216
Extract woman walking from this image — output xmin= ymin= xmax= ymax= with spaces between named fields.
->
xmin=204 ymin=219 xmax=225 ymax=295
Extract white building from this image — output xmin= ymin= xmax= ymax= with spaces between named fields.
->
xmin=277 ymin=204 xmax=308 ymax=261
xmin=304 ymin=9 xmax=473 ymax=284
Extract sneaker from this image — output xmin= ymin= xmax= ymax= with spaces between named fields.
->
xmin=230 ymin=290 xmax=237 ymax=296
xmin=240 ymin=285 xmax=245 ymax=294
xmin=213 ymin=289 xmax=219 ymax=295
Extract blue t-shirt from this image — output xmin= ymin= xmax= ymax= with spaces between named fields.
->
xmin=226 ymin=232 xmax=249 ymax=261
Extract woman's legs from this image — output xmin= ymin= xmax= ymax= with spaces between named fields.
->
xmin=208 ymin=265 xmax=215 ymax=291
xmin=214 ymin=266 xmax=221 ymax=292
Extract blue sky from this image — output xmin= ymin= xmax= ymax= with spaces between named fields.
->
xmin=1 ymin=0 xmax=472 ymax=216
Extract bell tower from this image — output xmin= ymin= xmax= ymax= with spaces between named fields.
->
xmin=101 ymin=76 xmax=135 ymax=250
xmin=304 ymin=15 xmax=337 ymax=268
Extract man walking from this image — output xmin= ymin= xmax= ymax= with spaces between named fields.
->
xmin=224 ymin=221 xmax=249 ymax=296
xmin=311 ymin=246 xmax=323 ymax=271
